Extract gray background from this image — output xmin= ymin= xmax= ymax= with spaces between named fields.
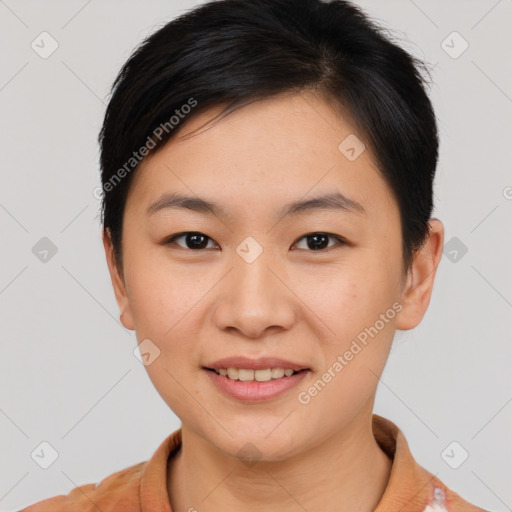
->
xmin=0 ymin=1 xmax=511 ymax=511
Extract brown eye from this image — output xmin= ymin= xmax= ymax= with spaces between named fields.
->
xmin=292 ymin=232 xmax=345 ymax=251
xmin=166 ymin=232 xmax=218 ymax=250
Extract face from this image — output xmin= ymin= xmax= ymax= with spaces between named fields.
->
xmin=104 ymin=91 xmax=443 ymax=461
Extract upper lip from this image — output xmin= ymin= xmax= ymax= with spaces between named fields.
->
xmin=204 ymin=356 xmax=310 ymax=371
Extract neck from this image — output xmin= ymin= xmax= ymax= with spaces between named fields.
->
xmin=167 ymin=407 xmax=392 ymax=512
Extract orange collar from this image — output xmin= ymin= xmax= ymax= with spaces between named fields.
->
xmin=139 ymin=414 xmax=486 ymax=512
xmin=19 ymin=414 xmax=486 ymax=512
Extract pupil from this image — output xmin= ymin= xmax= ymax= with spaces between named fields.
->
xmin=188 ymin=233 xmax=208 ymax=249
xmin=308 ymin=233 xmax=328 ymax=250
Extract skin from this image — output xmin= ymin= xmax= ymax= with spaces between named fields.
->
xmin=103 ymin=90 xmax=444 ymax=512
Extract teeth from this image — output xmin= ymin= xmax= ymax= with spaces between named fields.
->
xmin=255 ymin=369 xmax=272 ymax=381
xmin=238 ymin=369 xmax=254 ymax=381
xmin=214 ymin=367 xmax=299 ymax=381
xmin=227 ymin=368 xmax=239 ymax=380
xmin=271 ymin=368 xmax=285 ymax=379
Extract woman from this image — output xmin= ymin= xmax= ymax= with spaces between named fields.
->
xmin=21 ymin=0 xmax=488 ymax=510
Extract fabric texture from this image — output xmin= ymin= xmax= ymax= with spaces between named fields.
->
xmin=19 ymin=414 xmax=488 ymax=512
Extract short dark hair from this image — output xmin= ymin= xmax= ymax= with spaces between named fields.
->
xmin=98 ymin=0 xmax=438 ymax=274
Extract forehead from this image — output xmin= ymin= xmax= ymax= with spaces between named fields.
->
xmin=127 ymin=92 xmax=397 ymax=220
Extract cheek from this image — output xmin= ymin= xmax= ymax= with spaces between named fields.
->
xmin=288 ymin=254 xmax=400 ymax=341
xmin=294 ymin=270 xmax=399 ymax=427
xmin=122 ymin=240 xmax=200 ymax=337
xmin=124 ymin=258 xmax=205 ymax=415
xmin=127 ymin=271 xmax=176 ymax=336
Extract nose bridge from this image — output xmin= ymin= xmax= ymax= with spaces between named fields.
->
xmin=213 ymin=242 xmax=295 ymax=337
xmin=232 ymin=243 xmax=280 ymax=309
xmin=232 ymin=234 xmax=278 ymax=294
xmin=235 ymin=247 xmax=274 ymax=296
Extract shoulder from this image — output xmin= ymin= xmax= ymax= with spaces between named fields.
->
xmin=18 ymin=461 xmax=146 ymax=512
xmin=372 ymin=415 xmax=489 ymax=512
xmin=424 ymin=478 xmax=489 ymax=512
xmin=18 ymin=429 xmax=181 ymax=512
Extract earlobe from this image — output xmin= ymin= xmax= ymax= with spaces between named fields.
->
xmin=395 ymin=219 xmax=444 ymax=331
xmin=102 ymin=228 xmax=135 ymax=331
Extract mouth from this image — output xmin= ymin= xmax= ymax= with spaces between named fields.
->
xmin=202 ymin=361 xmax=311 ymax=402
xmin=203 ymin=367 xmax=306 ymax=381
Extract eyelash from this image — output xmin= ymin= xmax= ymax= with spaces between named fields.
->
xmin=163 ymin=231 xmax=347 ymax=252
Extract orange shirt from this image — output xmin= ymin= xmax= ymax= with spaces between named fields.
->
xmin=19 ymin=414 xmax=487 ymax=512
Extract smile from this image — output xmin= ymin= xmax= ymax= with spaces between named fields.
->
xmin=203 ymin=367 xmax=310 ymax=402
xmin=210 ymin=367 xmax=299 ymax=381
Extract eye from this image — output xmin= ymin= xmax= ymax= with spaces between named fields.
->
xmin=164 ymin=232 xmax=219 ymax=250
xmin=292 ymin=232 xmax=346 ymax=251
xmin=163 ymin=231 xmax=346 ymax=252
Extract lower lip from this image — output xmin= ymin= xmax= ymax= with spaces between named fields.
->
xmin=203 ymin=369 xmax=310 ymax=402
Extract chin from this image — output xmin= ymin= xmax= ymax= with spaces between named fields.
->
xmin=210 ymin=428 xmax=304 ymax=464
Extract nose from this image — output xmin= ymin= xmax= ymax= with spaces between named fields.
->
xmin=213 ymin=251 xmax=296 ymax=339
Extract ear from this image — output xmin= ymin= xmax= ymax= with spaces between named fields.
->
xmin=395 ymin=219 xmax=444 ymax=330
xmin=102 ymin=228 xmax=135 ymax=331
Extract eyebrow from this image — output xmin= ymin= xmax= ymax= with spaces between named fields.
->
xmin=146 ymin=191 xmax=366 ymax=219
